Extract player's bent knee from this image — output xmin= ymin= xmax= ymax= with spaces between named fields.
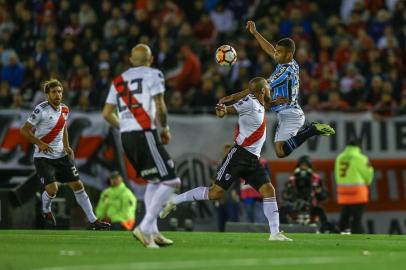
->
xmin=45 ymin=184 xmax=58 ymax=197
xmin=208 ymin=187 xmax=224 ymax=200
xmin=275 ymin=151 xmax=286 ymax=158
xmin=259 ymin=183 xmax=275 ymax=198
xmin=69 ymin=180 xmax=84 ymax=191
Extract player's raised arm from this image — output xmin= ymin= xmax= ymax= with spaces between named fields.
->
xmin=103 ymin=103 xmax=120 ymax=129
xmin=153 ymin=93 xmax=171 ymax=144
xmin=218 ymin=88 xmax=250 ymax=105
xmin=246 ymin=21 xmax=276 ymax=59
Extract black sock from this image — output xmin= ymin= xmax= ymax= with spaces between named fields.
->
xmin=282 ymin=125 xmax=317 ymax=156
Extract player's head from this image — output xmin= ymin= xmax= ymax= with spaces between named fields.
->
xmin=130 ymin=43 xmax=153 ymax=67
xmin=43 ymin=79 xmax=63 ymax=107
xmin=248 ymin=77 xmax=270 ymax=100
xmin=275 ymin=38 xmax=295 ymax=64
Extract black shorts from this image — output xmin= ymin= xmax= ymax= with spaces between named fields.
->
xmin=215 ymin=145 xmax=269 ymax=191
xmin=121 ymin=130 xmax=176 ymax=182
xmin=34 ymin=155 xmax=80 ymax=185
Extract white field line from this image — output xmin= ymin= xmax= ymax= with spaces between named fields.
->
xmin=34 ymin=256 xmax=365 ymax=270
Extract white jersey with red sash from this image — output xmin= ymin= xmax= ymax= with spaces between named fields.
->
xmin=105 ymin=66 xmax=165 ymax=133
xmin=27 ymin=101 xmax=69 ymax=159
xmin=233 ymin=94 xmax=266 ymax=157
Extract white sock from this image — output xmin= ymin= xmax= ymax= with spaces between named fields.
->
xmin=74 ymin=188 xmax=97 ymax=223
xmin=144 ymin=183 xmax=159 ymax=234
xmin=263 ymin=197 xmax=280 ymax=236
xmin=42 ymin=191 xmax=55 ymax=213
xmin=140 ymin=184 xmax=176 ymax=235
xmin=172 ymin=186 xmax=209 ymax=205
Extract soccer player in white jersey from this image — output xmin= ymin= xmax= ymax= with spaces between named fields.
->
xmin=103 ymin=44 xmax=181 ymax=248
xmin=20 ymin=79 xmax=111 ymax=230
xmin=220 ymin=21 xmax=335 ymax=158
xmin=160 ymin=77 xmax=292 ymax=241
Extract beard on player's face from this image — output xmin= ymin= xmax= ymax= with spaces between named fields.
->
xmin=47 ymin=90 xmax=63 ymax=107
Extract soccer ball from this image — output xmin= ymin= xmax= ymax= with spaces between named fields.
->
xmin=215 ymin=45 xmax=237 ymax=66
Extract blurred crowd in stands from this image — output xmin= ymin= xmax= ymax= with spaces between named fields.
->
xmin=0 ymin=0 xmax=406 ymax=116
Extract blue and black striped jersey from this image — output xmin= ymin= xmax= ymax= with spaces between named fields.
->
xmin=268 ymin=59 xmax=300 ymax=112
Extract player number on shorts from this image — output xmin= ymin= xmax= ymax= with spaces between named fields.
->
xmin=339 ymin=161 xmax=350 ymax=177
xmin=117 ymin=78 xmax=143 ymax=112
xmin=71 ymin=166 xmax=79 ymax=177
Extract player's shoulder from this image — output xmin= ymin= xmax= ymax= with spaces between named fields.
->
xmin=282 ymin=60 xmax=298 ymax=71
xmin=60 ymin=103 xmax=70 ymax=112
xmin=33 ymin=101 xmax=49 ymax=112
xmin=127 ymin=66 xmax=163 ymax=76
xmin=145 ymin=67 xmax=164 ymax=79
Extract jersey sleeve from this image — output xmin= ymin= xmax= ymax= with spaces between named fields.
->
xmin=26 ymin=106 xmax=43 ymax=126
xmin=233 ymin=96 xmax=253 ymax=113
xmin=149 ymin=70 xmax=165 ymax=96
xmin=105 ymin=84 xmax=117 ymax=105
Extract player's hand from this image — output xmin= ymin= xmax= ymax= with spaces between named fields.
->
xmin=160 ymin=127 xmax=171 ymax=145
xmin=64 ymin=146 xmax=75 ymax=160
xmin=246 ymin=21 xmax=257 ymax=35
xmin=215 ymin=104 xmax=227 ymax=118
xmin=38 ymin=142 xmax=53 ymax=154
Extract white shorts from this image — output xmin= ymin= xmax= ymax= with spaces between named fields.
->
xmin=274 ymin=108 xmax=305 ymax=142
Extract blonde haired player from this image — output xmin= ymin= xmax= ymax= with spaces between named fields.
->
xmin=103 ymin=44 xmax=181 ymax=248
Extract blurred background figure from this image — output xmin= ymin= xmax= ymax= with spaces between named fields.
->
xmin=280 ymin=156 xmax=332 ymax=232
xmin=96 ymin=171 xmax=137 ymax=231
xmin=335 ymin=139 xmax=374 ymax=234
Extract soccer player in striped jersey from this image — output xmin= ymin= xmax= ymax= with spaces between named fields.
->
xmin=220 ymin=21 xmax=335 ymax=158
xmin=160 ymin=77 xmax=292 ymax=241
xmin=103 ymin=44 xmax=181 ymax=248
xmin=20 ymin=79 xmax=110 ymax=230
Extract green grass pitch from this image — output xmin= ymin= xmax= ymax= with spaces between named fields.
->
xmin=0 ymin=230 xmax=405 ymax=270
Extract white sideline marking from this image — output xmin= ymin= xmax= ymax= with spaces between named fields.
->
xmin=34 ymin=256 xmax=363 ymax=270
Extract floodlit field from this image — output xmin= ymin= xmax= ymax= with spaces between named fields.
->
xmin=0 ymin=230 xmax=405 ymax=270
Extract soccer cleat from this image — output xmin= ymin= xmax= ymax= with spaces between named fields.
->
xmin=132 ymin=227 xmax=160 ymax=249
xmin=89 ymin=220 xmax=111 ymax=231
xmin=42 ymin=212 xmax=56 ymax=227
xmin=154 ymin=233 xmax=174 ymax=246
xmin=312 ymin=123 xmax=335 ymax=136
xmin=159 ymin=201 xmax=176 ymax=219
xmin=269 ymin=232 xmax=293 ymax=241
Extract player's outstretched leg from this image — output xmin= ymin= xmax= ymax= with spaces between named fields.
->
xmin=278 ymin=122 xmax=335 ymax=157
xmin=258 ymin=183 xmax=292 ymax=241
xmin=160 ymin=186 xmax=209 ymax=219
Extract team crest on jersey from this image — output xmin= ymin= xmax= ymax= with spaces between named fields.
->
xmin=225 ymin=173 xmax=231 ymax=181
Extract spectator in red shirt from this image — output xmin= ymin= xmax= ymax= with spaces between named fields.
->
xmin=167 ymin=45 xmax=201 ymax=94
